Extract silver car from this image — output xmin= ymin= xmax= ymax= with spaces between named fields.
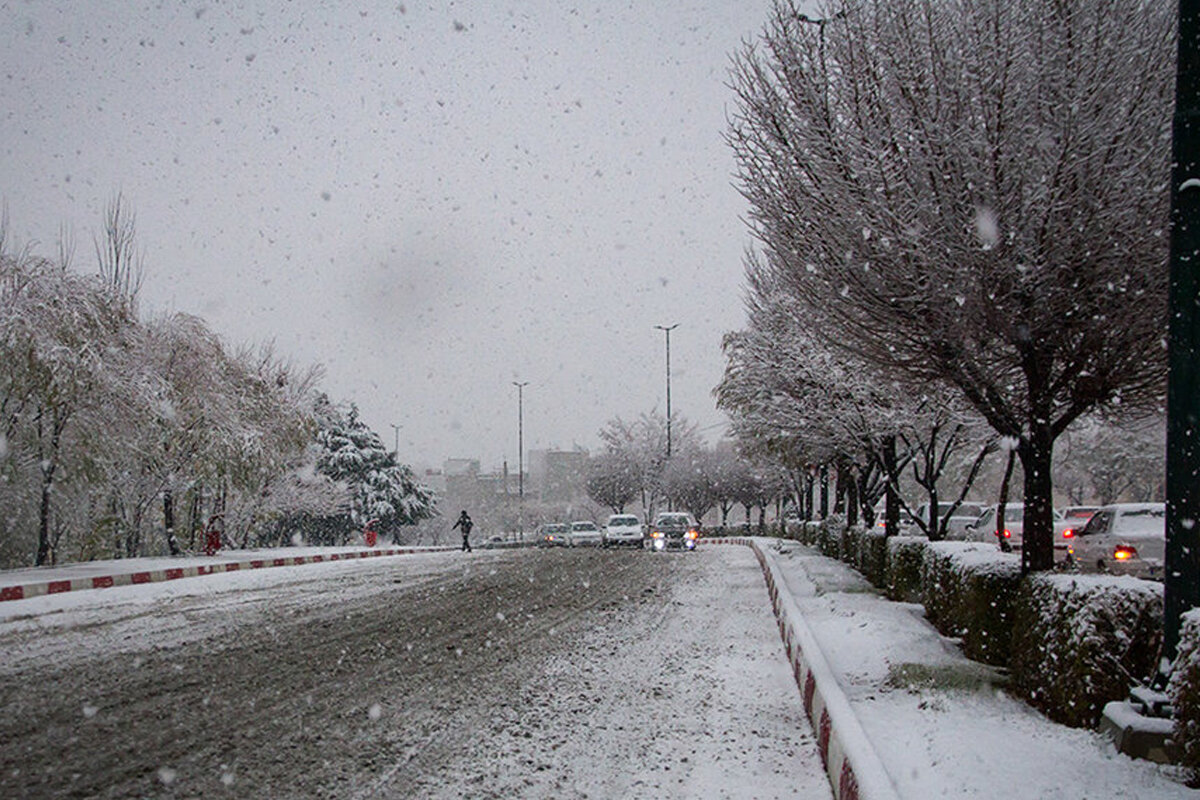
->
xmin=1066 ymin=503 xmax=1165 ymax=579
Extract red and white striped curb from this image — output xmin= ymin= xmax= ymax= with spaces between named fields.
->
xmin=703 ymin=537 xmax=901 ymax=800
xmin=0 ymin=546 xmax=457 ymax=603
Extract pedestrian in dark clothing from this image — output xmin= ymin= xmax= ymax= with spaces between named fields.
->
xmin=452 ymin=510 xmax=474 ymax=552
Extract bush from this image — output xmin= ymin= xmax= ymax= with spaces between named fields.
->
xmin=817 ymin=514 xmax=846 ymax=559
xmin=1011 ymin=574 xmax=1162 ymax=728
xmin=921 ymin=542 xmax=1021 ymax=667
xmin=860 ymin=527 xmax=889 ymax=588
xmin=840 ymin=524 xmax=862 ymax=567
xmin=1171 ymin=609 xmax=1200 ymax=778
xmin=799 ymin=520 xmax=820 ymax=547
xmin=884 ymin=535 xmax=928 ymax=603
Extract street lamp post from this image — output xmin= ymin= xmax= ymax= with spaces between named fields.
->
xmin=655 ymin=324 xmax=679 ymax=512
xmin=389 ymin=423 xmax=400 ymax=456
xmin=513 ymin=381 xmax=529 ymax=540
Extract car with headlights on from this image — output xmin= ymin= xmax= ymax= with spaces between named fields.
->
xmin=568 ymin=520 xmax=604 ymax=547
xmin=1066 ymin=503 xmax=1165 ymax=579
xmin=603 ymin=514 xmax=643 ymax=548
xmin=649 ymin=512 xmax=700 ymax=551
xmin=538 ymin=523 xmax=570 ymax=547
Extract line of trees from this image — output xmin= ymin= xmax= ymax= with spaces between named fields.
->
xmin=723 ymin=0 xmax=1173 ymax=571
xmin=0 ymin=205 xmax=434 ymax=568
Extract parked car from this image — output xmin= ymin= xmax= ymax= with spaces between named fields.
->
xmin=568 ymin=520 xmax=604 ymax=547
xmin=603 ymin=514 xmax=643 ymax=548
xmin=1055 ymin=505 xmax=1099 ymax=553
xmin=649 ymin=512 xmax=700 ymax=551
xmin=965 ymin=503 xmax=1024 ymax=548
xmin=538 ymin=523 xmax=569 ymax=547
xmin=1066 ymin=503 xmax=1165 ymax=579
xmin=912 ymin=501 xmax=987 ymax=539
xmin=872 ymin=506 xmax=917 ymax=533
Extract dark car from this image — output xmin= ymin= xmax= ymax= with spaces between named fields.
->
xmin=649 ymin=512 xmax=699 ymax=552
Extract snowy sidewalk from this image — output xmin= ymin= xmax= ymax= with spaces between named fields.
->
xmin=0 ymin=544 xmax=456 ymax=602
xmin=750 ymin=538 xmax=1192 ymax=799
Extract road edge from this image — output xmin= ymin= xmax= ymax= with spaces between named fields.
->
xmin=705 ymin=537 xmax=901 ymax=800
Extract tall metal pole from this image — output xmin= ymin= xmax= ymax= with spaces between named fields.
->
xmin=389 ymin=423 xmax=400 ymax=456
xmin=655 ymin=324 xmax=678 ymax=512
xmin=655 ymin=324 xmax=679 ymax=458
xmin=513 ymin=381 xmax=528 ymax=539
xmin=1164 ymin=0 xmax=1200 ymax=665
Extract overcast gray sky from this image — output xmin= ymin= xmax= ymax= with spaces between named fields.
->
xmin=1 ymin=1 xmax=777 ymax=472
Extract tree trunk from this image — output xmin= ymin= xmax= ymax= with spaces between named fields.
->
xmin=164 ymin=486 xmax=180 ymax=556
xmin=883 ymin=436 xmax=900 ymax=537
xmin=846 ymin=467 xmax=859 ymax=527
xmin=1020 ymin=426 xmax=1057 ymax=573
xmin=819 ymin=465 xmax=829 ymax=519
xmin=996 ymin=449 xmax=1016 ymax=553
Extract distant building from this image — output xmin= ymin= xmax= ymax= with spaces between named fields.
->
xmin=528 ymin=448 xmax=589 ymax=503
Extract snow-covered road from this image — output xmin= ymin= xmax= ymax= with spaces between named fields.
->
xmin=0 ymin=546 xmax=830 ymax=799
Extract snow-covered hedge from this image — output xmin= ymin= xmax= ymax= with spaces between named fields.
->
xmin=1171 ymin=609 xmax=1200 ymax=776
xmin=816 ymin=514 xmax=845 ymax=559
xmin=840 ymin=523 xmax=862 ymax=568
xmin=884 ymin=535 xmax=928 ymax=603
xmin=799 ymin=521 xmax=821 ymax=547
xmin=1011 ymin=574 xmax=1162 ymax=728
xmin=921 ymin=542 xmax=1022 ymax=666
xmin=859 ymin=527 xmax=889 ymax=588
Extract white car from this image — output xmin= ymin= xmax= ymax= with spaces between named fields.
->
xmin=603 ymin=514 xmax=643 ymax=548
xmin=913 ymin=501 xmax=987 ymax=539
xmin=1066 ymin=503 xmax=1165 ymax=579
xmin=568 ymin=520 xmax=604 ymax=547
xmin=965 ymin=503 xmax=1024 ymax=548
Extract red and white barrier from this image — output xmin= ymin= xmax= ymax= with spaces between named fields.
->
xmin=0 ymin=546 xmax=457 ymax=603
xmin=703 ymin=537 xmax=900 ymax=800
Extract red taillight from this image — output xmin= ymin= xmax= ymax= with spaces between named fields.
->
xmin=1114 ymin=545 xmax=1138 ymax=561
xmin=1002 ymin=529 xmax=1011 ymax=538
xmin=685 ymin=529 xmax=699 ymax=540
xmin=1062 ymin=528 xmax=1074 ymax=539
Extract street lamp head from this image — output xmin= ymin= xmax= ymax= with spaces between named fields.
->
xmin=654 ymin=323 xmax=679 ymax=332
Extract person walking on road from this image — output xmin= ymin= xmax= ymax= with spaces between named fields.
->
xmin=452 ymin=510 xmax=474 ymax=552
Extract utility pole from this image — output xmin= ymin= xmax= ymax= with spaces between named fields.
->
xmin=655 ymin=324 xmax=679 ymax=512
xmin=1164 ymin=0 xmax=1200 ymax=665
xmin=513 ymin=381 xmax=529 ymax=540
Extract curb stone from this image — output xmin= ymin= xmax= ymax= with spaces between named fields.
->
xmin=0 ymin=546 xmax=458 ymax=603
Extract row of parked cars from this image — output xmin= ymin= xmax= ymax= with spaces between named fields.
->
xmin=888 ymin=501 xmax=1166 ymax=580
xmin=537 ymin=513 xmax=701 ymax=552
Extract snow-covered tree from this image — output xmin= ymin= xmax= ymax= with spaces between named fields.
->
xmin=314 ymin=399 xmax=435 ymax=542
xmin=585 ymin=450 xmax=640 ymax=514
xmin=596 ymin=410 xmax=700 ymax=518
xmin=729 ymin=0 xmax=1173 ymax=570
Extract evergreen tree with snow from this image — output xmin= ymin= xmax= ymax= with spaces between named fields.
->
xmin=314 ymin=397 xmax=436 ymax=542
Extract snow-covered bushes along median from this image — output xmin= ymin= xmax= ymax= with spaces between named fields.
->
xmin=920 ymin=542 xmax=1022 ymax=667
xmin=883 ymin=535 xmax=928 ymax=603
xmin=1170 ymin=609 xmax=1200 ymax=777
xmin=1011 ymin=574 xmax=1162 ymax=728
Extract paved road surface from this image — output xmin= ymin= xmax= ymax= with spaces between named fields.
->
xmin=0 ymin=546 xmax=830 ymax=799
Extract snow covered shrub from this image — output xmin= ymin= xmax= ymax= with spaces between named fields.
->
xmin=1170 ymin=610 xmax=1200 ymax=777
xmin=816 ymin=514 xmax=846 ymax=559
xmin=921 ymin=542 xmax=1022 ymax=666
xmin=860 ymin=528 xmax=889 ymax=588
xmin=1011 ymin=574 xmax=1162 ymax=728
xmin=840 ymin=523 xmax=861 ymax=567
xmin=884 ymin=536 xmax=928 ymax=603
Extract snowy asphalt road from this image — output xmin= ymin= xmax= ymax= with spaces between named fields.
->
xmin=0 ymin=546 xmax=830 ymax=799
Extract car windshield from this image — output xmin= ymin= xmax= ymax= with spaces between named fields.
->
xmin=571 ymin=522 xmax=597 ymax=531
xmin=609 ymin=516 xmax=639 ymax=526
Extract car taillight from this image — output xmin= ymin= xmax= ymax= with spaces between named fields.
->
xmin=1062 ymin=528 xmax=1074 ymax=539
xmin=1114 ymin=545 xmax=1138 ymax=561
xmin=685 ymin=529 xmax=698 ymax=540
xmin=1001 ymin=529 xmax=1011 ymax=538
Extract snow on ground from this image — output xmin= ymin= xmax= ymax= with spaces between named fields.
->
xmin=764 ymin=539 xmax=1193 ymax=799
xmin=0 ymin=545 xmax=832 ymax=799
